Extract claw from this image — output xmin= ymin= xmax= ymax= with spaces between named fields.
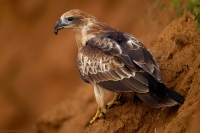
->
xmin=106 ymin=93 xmax=122 ymax=109
xmin=86 ymin=107 xmax=105 ymax=127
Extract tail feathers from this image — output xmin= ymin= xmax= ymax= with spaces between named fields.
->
xmin=167 ymin=88 xmax=184 ymax=104
xmin=155 ymin=82 xmax=184 ymax=105
xmin=143 ymin=72 xmax=184 ymax=108
xmin=136 ymin=92 xmax=178 ymax=108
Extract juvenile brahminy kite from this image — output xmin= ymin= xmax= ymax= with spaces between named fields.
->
xmin=53 ymin=9 xmax=184 ymax=125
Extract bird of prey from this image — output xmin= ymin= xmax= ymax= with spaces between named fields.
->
xmin=54 ymin=9 xmax=184 ymax=125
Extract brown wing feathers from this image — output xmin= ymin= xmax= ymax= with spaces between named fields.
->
xmin=78 ymin=33 xmax=153 ymax=93
xmin=78 ymin=32 xmax=184 ymax=106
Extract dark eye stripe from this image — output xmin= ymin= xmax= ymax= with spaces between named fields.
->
xmin=67 ymin=17 xmax=74 ymax=21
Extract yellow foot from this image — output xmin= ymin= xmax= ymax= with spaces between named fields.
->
xmin=86 ymin=107 xmax=105 ymax=127
xmin=106 ymin=93 xmax=122 ymax=109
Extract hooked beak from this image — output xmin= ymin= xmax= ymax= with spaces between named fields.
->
xmin=53 ymin=19 xmax=67 ymax=35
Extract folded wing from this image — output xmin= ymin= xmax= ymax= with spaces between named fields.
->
xmin=77 ymin=31 xmax=184 ymax=107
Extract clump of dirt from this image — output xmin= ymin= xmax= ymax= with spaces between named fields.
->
xmin=36 ymin=12 xmax=200 ymax=133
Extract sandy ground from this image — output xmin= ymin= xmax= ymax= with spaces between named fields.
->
xmin=1 ymin=0 xmax=200 ymax=133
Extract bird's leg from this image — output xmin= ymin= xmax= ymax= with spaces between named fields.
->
xmin=86 ymin=83 xmax=106 ymax=126
xmin=106 ymin=92 xmax=122 ymax=109
xmin=87 ymin=106 xmax=105 ymax=125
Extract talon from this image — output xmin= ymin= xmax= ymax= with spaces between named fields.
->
xmin=86 ymin=107 xmax=105 ymax=126
xmin=101 ymin=112 xmax=106 ymax=119
xmin=106 ymin=93 xmax=122 ymax=109
xmin=85 ymin=122 xmax=90 ymax=128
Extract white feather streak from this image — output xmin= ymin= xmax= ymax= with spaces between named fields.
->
xmin=94 ymin=83 xmax=105 ymax=108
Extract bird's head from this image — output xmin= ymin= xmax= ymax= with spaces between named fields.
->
xmin=54 ymin=9 xmax=97 ymax=35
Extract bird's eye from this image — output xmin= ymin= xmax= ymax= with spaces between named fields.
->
xmin=67 ymin=17 xmax=74 ymax=21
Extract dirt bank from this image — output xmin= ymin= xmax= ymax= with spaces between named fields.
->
xmin=36 ymin=12 xmax=200 ymax=133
